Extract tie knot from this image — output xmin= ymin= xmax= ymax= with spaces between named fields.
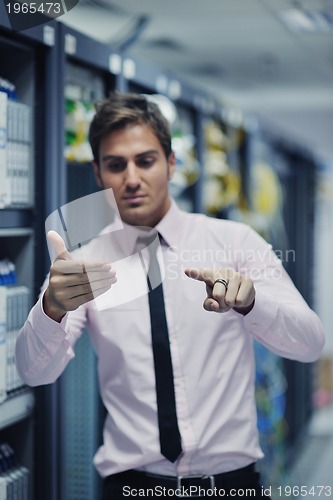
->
xmin=136 ymin=231 xmax=162 ymax=255
xmin=136 ymin=232 xmax=163 ymax=291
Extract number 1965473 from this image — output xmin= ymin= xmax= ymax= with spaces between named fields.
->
xmin=6 ymin=2 xmax=62 ymax=14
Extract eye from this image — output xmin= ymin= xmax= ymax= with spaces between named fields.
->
xmin=136 ymin=156 xmax=156 ymax=168
xmin=107 ymin=161 xmax=127 ymax=173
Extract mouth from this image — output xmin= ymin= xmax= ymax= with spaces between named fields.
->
xmin=122 ymin=194 xmax=147 ymax=205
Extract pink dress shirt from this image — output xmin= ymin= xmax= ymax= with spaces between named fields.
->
xmin=15 ymin=200 xmax=324 ymax=478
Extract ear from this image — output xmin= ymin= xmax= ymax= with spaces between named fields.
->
xmin=167 ymin=151 xmax=176 ymax=180
xmin=92 ymin=161 xmax=103 ymax=188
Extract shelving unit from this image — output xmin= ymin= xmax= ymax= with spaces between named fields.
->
xmin=268 ymin=141 xmax=317 ymax=456
xmin=0 ymin=10 xmax=59 ymax=499
xmin=245 ymin=129 xmax=319 ymax=472
xmin=198 ymin=109 xmax=321 ymax=484
xmin=0 ymin=391 xmax=35 ymax=431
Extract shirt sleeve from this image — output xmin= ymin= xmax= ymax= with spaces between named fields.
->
xmin=238 ymin=226 xmax=325 ymax=362
xmin=15 ymin=287 xmax=87 ymax=386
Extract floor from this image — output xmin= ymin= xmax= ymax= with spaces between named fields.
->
xmin=273 ymin=404 xmax=333 ymax=499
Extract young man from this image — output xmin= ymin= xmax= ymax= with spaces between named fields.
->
xmin=15 ymin=92 xmax=324 ymax=499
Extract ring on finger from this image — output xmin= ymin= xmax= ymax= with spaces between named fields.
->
xmin=213 ymin=278 xmax=228 ymax=290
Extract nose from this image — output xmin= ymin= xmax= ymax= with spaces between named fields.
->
xmin=125 ymin=162 xmax=141 ymax=190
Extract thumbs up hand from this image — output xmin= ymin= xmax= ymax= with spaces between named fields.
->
xmin=43 ymin=231 xmax=116 ymax=322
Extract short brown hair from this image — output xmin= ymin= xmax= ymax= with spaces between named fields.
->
xmin=89 ymin=92 xmax=172 ymax=164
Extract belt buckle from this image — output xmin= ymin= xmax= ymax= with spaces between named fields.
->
xmin=176 ymin=475 xmax=215 ymax=497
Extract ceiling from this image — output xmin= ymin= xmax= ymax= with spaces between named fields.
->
xmin=61 ymin=0 xmax=333 ymax=162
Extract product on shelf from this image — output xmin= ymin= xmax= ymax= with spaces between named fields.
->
xmin=65 ymin=97 xmax=95 ymax=163
xmin=0 ymin=84 xmax=32 ymax=208
xmin=0 ymin=260 xmax=30 ymax=402
xmin=0 ymin=90 xmax=7 ymax=209
xmin=64 ymin=70 xmax=104 ymax=164
xmin=171 ymin=130 xmax=200 ymax=198
xmin=0 ymin=78 xmax=17 ymax=100
xmin=203 ymin=120 xmax=241 ymax=216
xmin=0 ymin=442 xmax=29 ymax=499
xmin=254 ymin=342 xmax=287 ymax=486
xmin=0 ymin=260 xmax=17 ymax=286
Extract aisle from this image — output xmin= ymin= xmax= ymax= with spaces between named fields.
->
xmin=275 ymin=404 xmax=333 ymax=500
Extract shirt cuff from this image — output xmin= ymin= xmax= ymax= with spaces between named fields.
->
xmin=242 ymin=288 xmax=279 ymax=339
xmin=30 ymin=290 xmax=70 ymax=346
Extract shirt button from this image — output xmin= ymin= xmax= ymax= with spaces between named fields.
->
xmin=251 ymin=322 xmax=257 ymax=328
xmin=53 ymin=332 xmax=59 ymax=337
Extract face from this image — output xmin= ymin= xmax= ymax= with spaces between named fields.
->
xmin=92 ymin=123 xmax=175 ymax=228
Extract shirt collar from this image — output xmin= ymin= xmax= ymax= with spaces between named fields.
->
xmin=102 ymin=198 xmax=182 ymax=256
xmin=156 ymin=198 xmax=183 ymax=249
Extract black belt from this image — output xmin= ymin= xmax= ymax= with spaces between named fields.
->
xmin=105 ymin=463 xmax=260 ymax=496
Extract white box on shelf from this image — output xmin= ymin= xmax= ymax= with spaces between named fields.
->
xmin=0 ymin=91 xmax=8 ymax=208
xmin=0 ymin=286 xmax=7 ymax=403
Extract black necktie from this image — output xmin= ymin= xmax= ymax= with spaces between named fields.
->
xmin=139 ymin=233 xmax=182 ymax=463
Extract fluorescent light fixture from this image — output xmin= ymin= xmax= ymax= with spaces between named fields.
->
xmin=279 ymin=7 xmax=333 ymax=33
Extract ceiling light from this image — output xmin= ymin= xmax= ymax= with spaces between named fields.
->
xmin=279 ymin=7 xmax=333 ymax=33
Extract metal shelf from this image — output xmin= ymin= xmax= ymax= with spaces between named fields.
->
xmin=0 ymin=227 xmax=34 ymax=237
xmin=60 ymin=23 xmax=121 ymax=75
xmin=0 ymin=208 xmax=34 ymax=229
xmin=0 ymin=389 xmax=35 ymax=431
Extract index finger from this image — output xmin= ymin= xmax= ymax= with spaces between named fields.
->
xmin=184 ymin=268 xmax=215 ymax=285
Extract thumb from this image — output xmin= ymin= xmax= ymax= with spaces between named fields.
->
xmin=47 ymin=230 xmax=72 ymax=261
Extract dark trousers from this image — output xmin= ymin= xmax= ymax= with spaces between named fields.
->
xmin=102 ymin=465 xmax=271 ymax=500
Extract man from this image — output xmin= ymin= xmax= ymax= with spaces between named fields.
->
xmin=15 ymin=92 xmax=324 ymax=499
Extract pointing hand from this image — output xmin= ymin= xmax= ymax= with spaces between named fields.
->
xmin=184 ymin=267 xmax=255 ymax=315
